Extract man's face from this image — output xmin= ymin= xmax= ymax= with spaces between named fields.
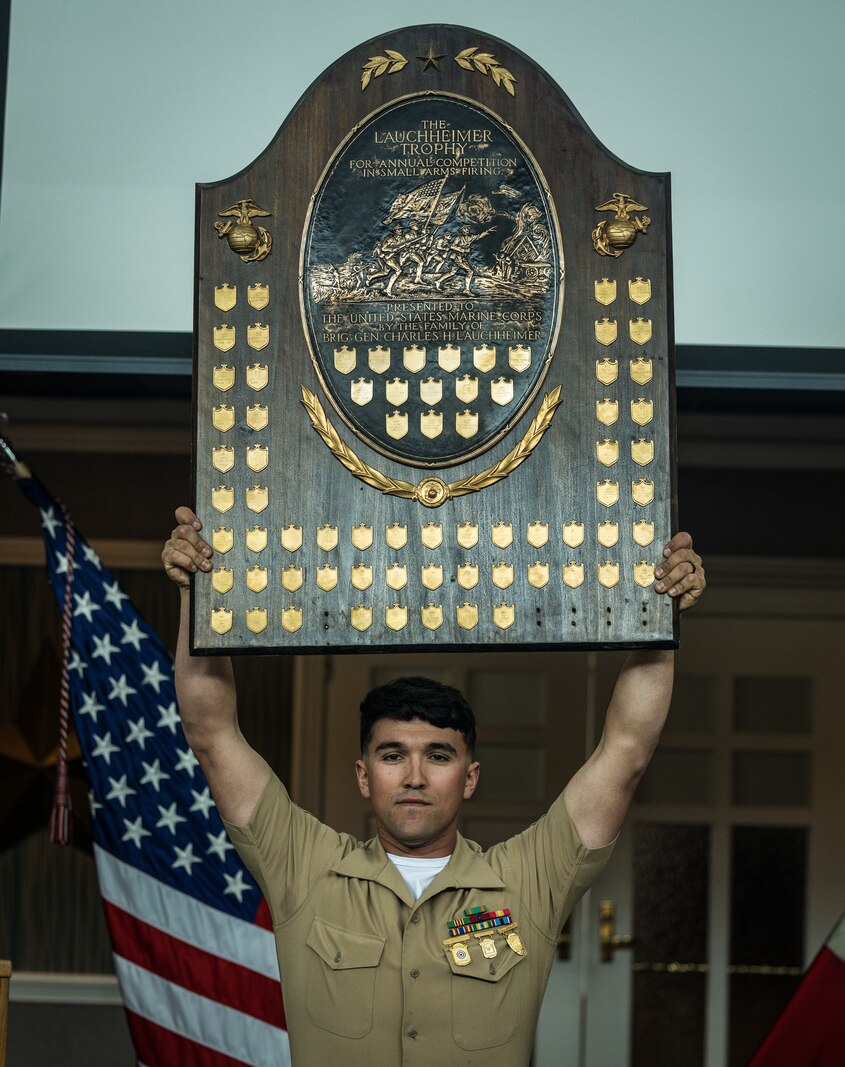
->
xmin=355 ymin=717 xmax=480 ymax=857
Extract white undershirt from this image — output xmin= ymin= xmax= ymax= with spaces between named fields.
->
xmin=387 ymin=852 xmax=451 ymax=900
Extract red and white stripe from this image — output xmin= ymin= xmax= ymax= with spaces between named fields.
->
xmin=95 ymin=846 xmax=290 ymax=1067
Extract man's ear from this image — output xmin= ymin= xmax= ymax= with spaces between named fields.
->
xmin=463 ymin=760 xmax=480 ymax=801
xmin=355 ymin=757 xmax=370 ymax=799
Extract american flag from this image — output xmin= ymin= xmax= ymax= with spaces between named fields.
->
xmin=11 ymin=465 xmax=289 ymax=1067
xmin=383 ymin=177 xmax=464 ymax=227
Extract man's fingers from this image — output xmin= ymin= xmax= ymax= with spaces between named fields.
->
xmin=174 ymin=505 xmax=201 ymax=531
xmin=654 ymin=556 xmax=700 ymax=593
xmin=662 ymin=531 xmax=693 ymax=556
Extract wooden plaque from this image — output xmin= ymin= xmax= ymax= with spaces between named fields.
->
xmin=191 ymin=24 xmax=677 ymax=653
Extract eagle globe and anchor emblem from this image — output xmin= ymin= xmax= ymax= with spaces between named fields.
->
xmin=592 ymin=192 xmax=651 ymax=258
xmin=214 ymin=198 xmax=273 ymax=263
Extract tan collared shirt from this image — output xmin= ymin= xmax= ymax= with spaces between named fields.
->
xmin=225 ymin=774 xmax=613 ymax=1066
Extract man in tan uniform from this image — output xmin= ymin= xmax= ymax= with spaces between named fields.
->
xmin=163 ymin=508 xmax=705 ymax=1065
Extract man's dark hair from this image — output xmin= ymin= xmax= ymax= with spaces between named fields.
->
xmin=359 ymin=676 xmax=477 ymax=755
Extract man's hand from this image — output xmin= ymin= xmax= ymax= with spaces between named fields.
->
xmin=654 ymin=532 xmax=705 ymax=613
xmin=162 ymin=507 xmax=213 ymax=588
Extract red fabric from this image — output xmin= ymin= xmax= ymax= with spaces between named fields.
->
xmin=127 ymin=1010 xmax=253 ymax=1067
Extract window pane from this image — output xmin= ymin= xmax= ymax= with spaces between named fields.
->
xmin=732 ymin=752 xmax=810 ymax=806
xmin=469 ymin=671 xmax=548 ymax=728
xmin=637 ymin=748 xmax=715 ymax=805
xmin=472 ymin=744 xmax=545 ymax=805
xmin=733 ymin=676 xmax=812 ymax=734
xmin=670 ymin=673 xmax=717 ymax=733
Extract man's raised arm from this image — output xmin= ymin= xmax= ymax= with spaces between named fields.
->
xmin=162 ymin=506 xmax=271 ymax=827
xmin=563 ymin=532 xmax=705 ymax=848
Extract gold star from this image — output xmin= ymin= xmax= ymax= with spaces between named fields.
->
xmin=418 ymin=44 xmax=446 ymax=72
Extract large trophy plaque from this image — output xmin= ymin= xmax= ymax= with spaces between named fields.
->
xmin=192 ymin=25 xmax=677 ymax=653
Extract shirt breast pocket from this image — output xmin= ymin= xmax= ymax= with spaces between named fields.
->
xmin=306 ymin=917 xmax=386 ymax=1038
xmin=445 ymin=941 xmax=526 ymax=1050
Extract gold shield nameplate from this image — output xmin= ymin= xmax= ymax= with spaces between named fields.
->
xmin=457 ymin=603 xmax=479 ymax=630
xmin=596 ymin=399 xmax=619 ymax=426
xmin=455 ymin=375 xmax=478 ymax=403
xmin=491 ymin=377 xmax=514 ymax=406
xmin=422 ymin=563 xmax=443 ymax=590
xmin=630 ymin=357 xmax=653 ymax=385
xmin=631 ymin=398 xmax=654 ymax=426
xmin=492 ymin=522 xmax=513 ymax=549
xmin=563 ymin=521 xmax=585 ymax=548
xmin=386 ymin=411 xmax=408 ymax=439
xmin=598 ymin=521 xmax=619 ymax=548
xmin=246 ymin=363 xmax=268 ymax=391
xmin=245 ymin=608 xmax=267 ymax=634
xmin=421 ymin=603 xmax=443 ymax=631
xmin=212 ymin=485 xmax=234 ymax=513
xmin=213 ymin=325 xmax=235 ymax=352
xmin=213 ymin=405 xmax=235 ymax=432
xmin=368 ymin=346 xmax=391 ymax=373
xmin=403 ymin=345 xmax=426 ymax=373
xmin=528 ymin=562 xmax=549 ymax=588
xmin=385 ymin=378 xmax=408 ymax=406
xmin=282 ymin=607 xmax=303 ymax=633
xmin=351 ymin=378 xmax=373 ymax=406
xmin=351 ymin=605 xmax=372 ymax=632
xmin=212 ymin=446 xmax=234 ymax=473
xmin=595 ymin=318 xmax=617 ymax=346
xmin=281 ymin=525 xmax=302 ymax=552
xmin=596 ymin=439 xmax=619 ymax=467
xmin=247 ymin=283 xmax=269 ymax=310
xmin=316 ymin=566 xmax=338 ymax=591
xmin=386 ymin=523 xmax=407 ymax=549
xmin=455 ymin=410 xmax=478 ymax=439
xmin=420 ymin=410 xmax=443 ymax=439
xmin=633 ymin=520 xmax=655 ymax=547
xmin=317 ymin=525 xmax=338 ymax=552
xmin=211 ymin=568 xmax=233 ymax=594
xmin=632 ymin=479 xmax=655 ymax=506
xmin=351 ymin=524 xmax=373 ymax=550
xmin=334 ymin=346 xmax=356 ymax=374
xmin=386 ymin=604 xmax=408 ymax=631
xmin=594 ymin=278 xmax=616 ymax=305
xmin=509 ymin=345 xmax=531 ymax=371
xmin=494 ymin=602 xmax=515 ymax=629
xmin=214 ymin=284 xmax=237 ymax=312
xmin=599 ymin=561 xmax=620 ymax=588
xmin=457 ymin=522 xmax=478 ymax=549
xmin=246 ymin=445 xmax=268 ymax=472
xmin=631 ymin=438 xmax=654 ymax=466
xmin=563 ymin=562 xmax=584 ymax=588
xmin=438 ymin=345 xmax=461 ymax=373
xmin=213 ymin=364 xmax=235 ymax=392
xmin=630 ymin=318 xmax=652 ymax=345
xmin=629 ymin=277 xmax=651 ymax=304
xmin=597 ymin=480 xmax=620 ymax=507
xmin=596 ymin=358 xmax=618 ymax=386
xmin=246 ymin=485 xmax=268 ymax=512
xmin=211 ymin=608 xmax=232 ymax=634
xmin=351 ymin=565 xmax=372 ymax=590
xmin=421 ymin=523 xmax=443 ymax=549
xmin=634 ymin=562 xmax=655 ymax=588
xmin=246 ymin=566 xmax=267 ymax=593
xmin=420 ymin=378 xmax=443 ymax=405
xmin=282 ymin=566 xmax=303 ymax=591
xmin=385 ymin=564 xmax=408 ymax=590
xmin=457 ymin=563 xmax=479 ymax=589
xmin=246 ymin=404 xmax=268 ymax=431
xmin=247 ymin=323 xmax=269 ymax=351
xmin=212 ymin=527 xmax=233 ymax=554
xmin=473 ymin=344 xmax=496 ymax=373
xmin=492 ymin=562 xmax=514 ymax=589
xmin=527 ymin=522 xmax=549 ymax=548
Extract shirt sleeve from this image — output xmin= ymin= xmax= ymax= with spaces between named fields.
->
xmin=223 ymin=771 xmax=347 ymax=924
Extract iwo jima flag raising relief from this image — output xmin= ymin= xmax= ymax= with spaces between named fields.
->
xmin=192 ymin=25 xmax=677 ymax=653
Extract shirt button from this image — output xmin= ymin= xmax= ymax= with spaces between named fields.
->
xmin=410 ymin=968 xmax=420 ymax=978
xmin=408 ymin=1030 xmax=418 ymax=1039
xmin=410 ymin=914 xmax=420 ymax=924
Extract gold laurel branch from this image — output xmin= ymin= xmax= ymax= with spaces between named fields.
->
xmin=361 ymin=50 xmax=408 ymax=90
xmin=447 ymin=386 xmax=562 ymax=497
xmin=300 ymin=385 xmax=562 ymax=507
xmin=455 ymin=47 xmax=516 ymax=96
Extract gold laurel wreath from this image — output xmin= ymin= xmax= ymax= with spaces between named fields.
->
xmin=361 ymin=50 xmax=408 ymax=90
xmin=300 ymin=385 xmax=562 ymax=508
xmin=454 ymin=48 xmax=517 ymax=96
